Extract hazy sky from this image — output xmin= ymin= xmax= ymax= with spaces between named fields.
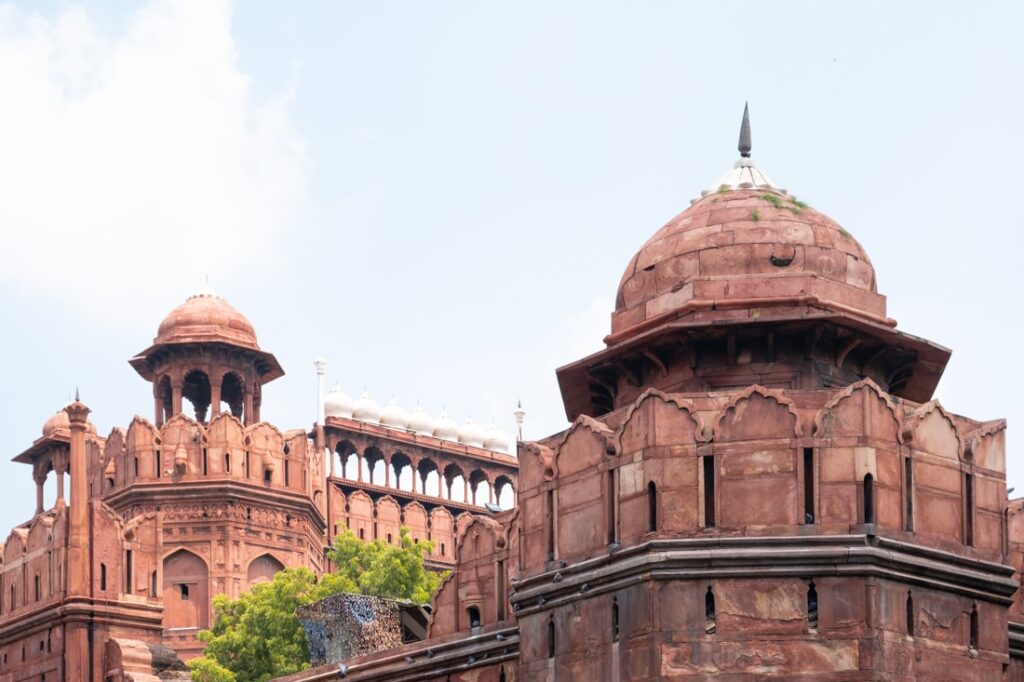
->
xmin=0 ymin=1 xmax=1021 ymax=532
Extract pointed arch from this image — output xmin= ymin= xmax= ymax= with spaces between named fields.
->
xmin=162 ymin=549 xmax=209 ymax=629
xmin=618 ymin=388 xmax=707 ymax=454
xmin=904 ymin=400 xmax=964 ymax=461
xmin=246 ymin=553 xmax=285 ymax=585
xmin=713 ymin=385 xmax=802 ymax=441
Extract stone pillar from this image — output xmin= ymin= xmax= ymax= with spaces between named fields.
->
xmin=464 ymin=478 xmax=469 ymax=504
xmin=154 ymin=393 xmax=164 ymax=427
xmin=33 ymin=465 xmax=47 ymax=515
xmin=384 ymin=457 xmax=392 ymax=488
xmin=65 ymin=398 xmax=91 ymax=680
xmin=489 ymin=482 xmax=495 ymax=505
xmin=210 ymin=379 xmax=222 ymax=418
xmin=357 ymin=455 xmax=364 ymax=483
xmin=171 ymin=382 xmax=183 ymax=417
xmin=53 ymin=452 xmax=68 ymax=508
xmin=244 ymin=388 xmax=254 ymax=426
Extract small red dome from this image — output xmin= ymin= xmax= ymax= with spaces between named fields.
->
xmin=42 ymin=408 xmax=96 ymax=437
xmin=156 ymin=290 xmax=259 ymax=350
xmin=612 ymin=188 xmax=886 ymax=337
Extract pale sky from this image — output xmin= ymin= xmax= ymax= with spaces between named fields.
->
xmin=0 ymin=1 xmax=1021 ymax=532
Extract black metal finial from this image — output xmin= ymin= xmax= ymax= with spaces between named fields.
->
xmin=738 ymin=102 xmax=752 ymax=158
xmin=74 ymin=387 xmax=80 ymax=402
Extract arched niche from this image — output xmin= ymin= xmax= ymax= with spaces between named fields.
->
xmin=163 ymin=549 xmax=210 ymax=629
xmin=247 ymin=553 xmax=285 ymax=585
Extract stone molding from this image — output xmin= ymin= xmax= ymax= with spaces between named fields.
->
xmin=510 ymin=534 xmax=1018 ymax=616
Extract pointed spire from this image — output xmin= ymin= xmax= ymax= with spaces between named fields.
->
xmin=738 ymin=102 xmax=752 ymax=158
xmin=74 ymin=387 xmax=80 ymax=402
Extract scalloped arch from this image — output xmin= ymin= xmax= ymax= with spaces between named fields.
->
xmin=905 ymin=400 xmax=964 ymax=461
xmin=713 ymin=384 xmax=802 ymax=440
xmin=812 ymin=377 xmax=903 ymax=442
xmin=617 ymin=387 xmax=708 ymax=451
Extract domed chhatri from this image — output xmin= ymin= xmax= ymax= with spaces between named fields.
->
xmin=612 ymin=110 xmax=885 ymax=339
xmin=324 ymin=385 xmax=355 ymax=419
xmin=155 ymin=287 xmax=259 ymax=351
xmin=557 ymin=105 xmax=950 ymax=420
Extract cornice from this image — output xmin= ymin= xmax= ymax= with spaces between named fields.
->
xmin=511 ymin=534 xmax=1018 ymax=616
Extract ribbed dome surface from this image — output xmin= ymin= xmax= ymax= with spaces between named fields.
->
xmin=156 ymin=290 xmax=258 ymax=350
xmin=612 ymin=187 xmax=885 ymax=336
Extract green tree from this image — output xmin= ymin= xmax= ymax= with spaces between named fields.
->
xmin=190 ymin=527 xmax=444 ymax=682
xmin=327 ymin=528 xmax=445 ymax=604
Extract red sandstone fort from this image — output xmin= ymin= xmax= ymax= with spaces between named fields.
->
xmin=5 ymin=109 xmax=1024 ymax=681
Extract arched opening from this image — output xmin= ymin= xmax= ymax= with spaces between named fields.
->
xmin=443 ymin=463 xmax=466 ymax=502
xmin=863 ymin=473 xmax=874 ymax=525
xmin=495 ymin=475 xmax=515 ymax=510
xmin=417 ymin=459 xmax=440 ymax=497
xmin=220 ymin=372 xmax=245 ymax=419
xmin=647 ymin=481 xmax=658 ymax=532
xmin=247 ymin=554 xmax=285 ymax=586
xmin=906 ymin=591 xmax=914 ymax=637
xmin=224 ymin=453 xmax=231 ymax=474
xmin=611 ymin=597 xmax=620 ymax=643
xmin=100 ymin=564 xmax=107 ymax=591
xmin=365 ymin=447 xmax=386 ymax=486
xmin=335 ymin=440 xmax=357 ymax=480
xmin=156 ymin=376 xmax=172 ymax=425
xmin=163 ymin=549 xmax=210 ymax=629
xmin=182 ymin=370 xmax=212 ymax=423
xmin=391 ymin=452 xmax=413 ymax=491
xmin=705 ymin=586 xmax=716 ymax=635
xmin=547 ymin=616 xmax=555 ymax=659
xmin=807 ymin=581 xmax=818 ymax=630
xmin=467 ymin=605 xmax=481 ymax=629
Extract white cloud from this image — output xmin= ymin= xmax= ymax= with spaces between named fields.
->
xmin=0 ymin=1 xmax=305 ymax=321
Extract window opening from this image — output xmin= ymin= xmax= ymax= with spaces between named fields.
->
xmin=648 ymin=481 xmax=658 ymax=532
xmin=807 ymin=581 xmax=818 ymax=629
xmin=863 ymin=473 xmax=874 ymax=525
xmin=705 ymin=586 xmax=716 ymax=634
xmin=611 ymin=597 xmax=620 ymax=643
xmin=703 ymin=456 xmax=716 ymax=527
xmin=803 ymin=448 xmax=815 ymax=523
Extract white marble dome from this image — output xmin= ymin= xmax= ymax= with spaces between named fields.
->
xmin=380 ymin=400 xmax=409 ymax=430
xmin=458 ymin=418 xmax=486 ymax=447
xmin=324 ymin=385 xmax=355 ymax=419
xmin=407 ymin=405 xmax=434 ymax=436
xmin=433 ymin=409 xmax=458 ymax=442
xmin=483 ymin=423 xmax=510 ymax=453
xmin=352 ymin=392 xmax=382 ymax=424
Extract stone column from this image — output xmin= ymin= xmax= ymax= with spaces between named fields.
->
xmin=244 ymin=389 xmax=254 ymax=426
xmin=65 ymin=398 xmax=91 ymax=680
xmin=33 ymin=464 xmax=47 ymax=515
xmin=53 ymin=452 xmax=68 ymax=508
xmin=384 ymin=457 xmax=392 ymax=488
xmin=357 ymin=455 xmax=364 ymax=483
xmin=210 ymin=379 xmax=222 ymax=418
xmin=489 ymin=481 xmax=496 ymax=505
xmin=464 ymin=478 xmax=470 ymax=504
xmin=154 ymin=393 xmax=164 ymax=427
xmin=171 ymin=381 xmax=183 ymax=417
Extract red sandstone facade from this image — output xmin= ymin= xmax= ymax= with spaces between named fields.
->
xmin=282 ymin=126 xmax=1024 ymax=681
xmin=0 ymin=287 xmax=517 ymax=680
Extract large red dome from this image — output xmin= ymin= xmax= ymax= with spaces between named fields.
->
xmin=611 ymin=186 xmax=887 ymax=338
xmin=155 ymin=290 xmax=259 ymax=350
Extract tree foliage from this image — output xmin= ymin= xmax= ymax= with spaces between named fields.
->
xmin=189 ymin=527 xmax=445 ymax=682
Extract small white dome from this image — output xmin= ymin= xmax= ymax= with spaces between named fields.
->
xmin=483 ymin=423 xmax=510 ymax=453
xmin=379 ymin=399 xmax=409 ymax=430
xmin=432 ymin=409 xmax=458 ymax=442
xmin=324 ymin=385 xmax=355 ymax=418
xmin=407 ymin=405 xmax=434 ymax=436
xmin=352 ymin=392 xmax=382 ymax=425
xmin=458 ymin=418 xmax=486 ymax=447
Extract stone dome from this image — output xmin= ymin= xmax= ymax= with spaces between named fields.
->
xmin=482 ymin=422 xmax=510 ymax=453
xmin=324 ymin=385 xmax=355 ymax=419
xmin=155 ymin=288 xmax=259 ymax=350
xmin=612 ymin=182 xmax=886 ymax=338
xmin=407 ymin=405 xmax=434 ymax=436
xmin=433 ymin=410 xmax=458 ymax=442
xmin=42 ymin=408 xmax=96 ymax=437
xmin=379 ymin=400 xmax=409 ymax=430
xmin=352 ymin=392 xmax=382 ymax=424
xmin=458 ymin=419 xmax=486 ymax=447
